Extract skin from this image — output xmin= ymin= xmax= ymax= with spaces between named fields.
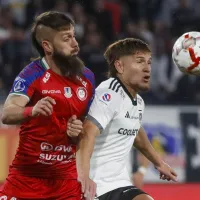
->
xmin=114 ymin=51 xmax=151 ymax=97
xmin=132 ymin=153 xmax=150 ymax=189
xmin=38 ymin=24 xmax=80 ymax=75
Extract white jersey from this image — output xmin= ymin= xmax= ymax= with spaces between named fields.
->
xmin=87 ymin=77 xmax=145 ymax=197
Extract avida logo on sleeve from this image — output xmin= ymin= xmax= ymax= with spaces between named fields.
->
xmin=102 ymin=93 xmax=111 ymax=102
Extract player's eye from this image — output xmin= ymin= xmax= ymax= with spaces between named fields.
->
xmin=63 ymin=37 xmax=70 ymax=42
xmin=136 ymin=60 xmax=144 ymax=63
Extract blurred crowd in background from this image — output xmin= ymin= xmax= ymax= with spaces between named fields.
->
xmin=0 ymin=0 xmax=200 ymax=105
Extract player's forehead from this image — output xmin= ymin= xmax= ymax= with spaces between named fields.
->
xmin=133 ymin=51 xmax=152 ymax=60
xmin=56 ymin=25 xmax=75 ymax=37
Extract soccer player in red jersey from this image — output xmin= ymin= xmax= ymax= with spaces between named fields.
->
xmin=0 ymin=11 xmax=95 ymax=200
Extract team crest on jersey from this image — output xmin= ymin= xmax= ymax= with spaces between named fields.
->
xmin=102 ymin=93 xmax=111 ymax=102
xmin=13 ymin=77 xmax=26 ymax=92
xmin=64 ymin=87 xmax=72 ymax=98
xmin=139 ymin=113 xmax=142 ymax=121
xmin=0 ymin=196 xmax=8 ymax=200
xmin=137 ymin=97 xmax=142 ymax=105
xmin=76 ymin=87 xmax=87 ymax=101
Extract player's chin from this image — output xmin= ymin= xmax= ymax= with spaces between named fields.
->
xmin=71 ymin=52 xmax=78 ymax=56
xmin=139 ymin=82 xmax=150 ymax=91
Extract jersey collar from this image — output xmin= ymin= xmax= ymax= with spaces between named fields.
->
xmin=115 ymin=77 xmax=137 ymax=106
xmin=40 ymin=57 xmax=50 ymax=70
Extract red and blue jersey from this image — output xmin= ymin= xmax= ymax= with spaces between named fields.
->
xmin=9 ymin=58 xmax=95 ymax=179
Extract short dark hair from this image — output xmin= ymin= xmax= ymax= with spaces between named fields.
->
xmin=104 ymin=38 xmax=151 ymax=77
xmin=31 ymin=11 xmax=74 ymax=57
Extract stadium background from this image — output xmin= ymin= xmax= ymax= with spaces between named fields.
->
xmin=0 ymin=0 xmax=200 ymax=199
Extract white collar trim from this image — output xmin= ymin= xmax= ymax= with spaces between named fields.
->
xmin=41 ymin=57 xmax=50 ymax=69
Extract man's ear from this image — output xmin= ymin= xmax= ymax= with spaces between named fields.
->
xmin=114 ymin=60 xmax=124 ymax=74
xmin=42 ymin=40 xmax=53 ymax=54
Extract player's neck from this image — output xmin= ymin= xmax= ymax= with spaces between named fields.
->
xmin=44 ymin=56 xmax=63 ymax=76
xmin=116 ymin=76 xmax=137 ymax=98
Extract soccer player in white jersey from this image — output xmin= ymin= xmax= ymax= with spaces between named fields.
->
xmin=77 ymin=38 xmax=177 ymax=200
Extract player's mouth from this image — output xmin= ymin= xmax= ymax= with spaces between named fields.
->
xmin=71 ymin=47 xmax=80 ymax=55
xmin=143 ymin=75 xmax=150 ymax=82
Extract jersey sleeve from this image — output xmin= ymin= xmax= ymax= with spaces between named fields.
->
xmin=9 ymin=64 xmax=42 ymax=101
xmin=83 ymin=67 xmax=96 ymax=113
xmin=87 ymin=88 xmax=121 ymax=131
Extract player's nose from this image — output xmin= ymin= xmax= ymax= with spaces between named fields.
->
xmin=72 ymin=37 xmax=78 ymax=48
xmin=143 ymin=63 xmax=151 ymax=73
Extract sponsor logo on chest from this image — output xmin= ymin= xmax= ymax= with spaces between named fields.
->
xmin=125 ymin=111 xmax=139 ymax=120
xmin=63 ymin=87 xmax=88 ymax=100
xmin=41 ymin=85 xmax=87 ymax=101
xmin=42 ymin=90 xmax=61 ymax=94
xmin=118 ymin=128 xmax=139 ymax=136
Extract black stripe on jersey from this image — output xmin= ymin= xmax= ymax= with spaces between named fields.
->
xmin=109 ymin=79 xmax=121 ymax=93
xmin=138 ymin=110 xmax=142 ymax=111
xmin=109 ymin=79 xmax=116 ymax=89
xmin=116 ymin=77 xmax=137 ymax=106
xmin=116 ymin=84 xmax=122 ymax=92
xmin=112 ymin=81 xmax=119 ymax=91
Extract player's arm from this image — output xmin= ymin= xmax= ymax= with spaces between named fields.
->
xmin=2 ymin=95 xmax=55 ymax=125
xmin=132 ymin=153 xmax=149 ymax=188
xmin=77 ymin=89 xmax=119 ymax=199
xmin=77 ymin=119 xmax=100 ymax=176
xmin=138 ymin=153 xmax=150 ymax=171
xmin=76 ymin=119 xmax=100 ymax=200
xmin=77 ymin=119 xmax=100 ymax=199
xmin=2 ymin=95 xmax=31 ymax=124
xmin=134 ymin=127 xmax=177 ymax=182
xmin=2 ymin=68 xmax=56 ymax=125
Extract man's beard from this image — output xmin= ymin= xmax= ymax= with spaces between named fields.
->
xmin=52 ymin=48 xmax=84 ymax=77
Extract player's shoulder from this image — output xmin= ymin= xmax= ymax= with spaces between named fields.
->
xmin=95 ymin=78 xmax=124 ymax=102
xmin=18 ymin=59 xmax=46 ymax=81
xmin=83 ymin=66 xmax=95 ymax=85
xmin=10 ymin=59 xmax=47 ymax=96
xmin=97 ymin=77 xmax=122 ymax=92
xmin=137 ymin=94 xmax=145 ymax=109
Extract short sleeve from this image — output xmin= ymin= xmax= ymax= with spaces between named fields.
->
xmin=9 ymin=63 xmax=44 ymax=101
xmin=87 ymin=88 xmax=121 ymax=130
xmin=83 ymin=67 xmax=96 ymax=113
